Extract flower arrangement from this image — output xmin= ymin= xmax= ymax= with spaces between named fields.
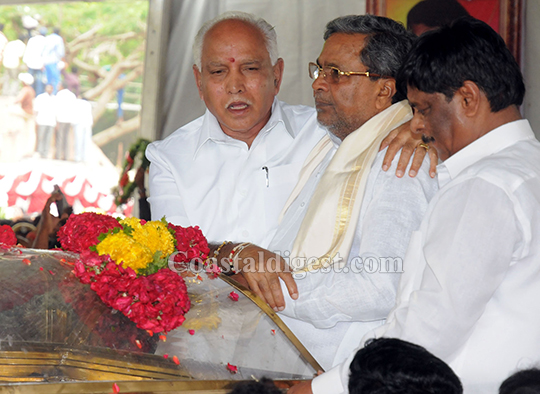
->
xmin=59 ymin=213 xmax=209 ymax=333
xmin=0 ymin=225 xmax=17 ymax=248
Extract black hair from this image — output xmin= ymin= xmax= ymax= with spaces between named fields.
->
xmin=349 ymin=338 xmax=463 ymax=394
xmin=324 ymin=14 xmax=415 ymax=102
xmin=500 ymin=368 xmax=540 ymax=394
xmin=53 ymin=27 xmax=60 ymax=35
xmin=407 ymin=0 xmax=469 ymax=30
xmin=397 ymin=17 xmax=525 ymax=112
xmin=227 ymin=378 xmax=283 ymax=394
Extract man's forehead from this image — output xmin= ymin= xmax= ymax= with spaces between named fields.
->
xmin=318 ymin=33 xmax=367 ymax=65
xmin=201 ymin=19 xmax=270 ymax=61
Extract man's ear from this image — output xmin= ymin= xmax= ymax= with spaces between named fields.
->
xmin=375 ymin=78 xmax=396 ymax=110
xmin=458 ymin=80 xmax=481 ymax=116
xmin=192 ymin=65 xmax=204 ymax=101
xmin=272 ymin=58 xmax=285 ymax=94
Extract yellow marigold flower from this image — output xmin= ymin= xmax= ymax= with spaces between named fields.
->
xmin=120 ymin=217 xmax=143 ymax=231
xmin=132 ymin=220 xmax=175 ymax=258
xmin=96 ymin=232 xmax=153 ymax=271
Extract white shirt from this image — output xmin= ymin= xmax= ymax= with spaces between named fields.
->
xmin=2 ymin=39 xmax=25 ymax=69
xmin=314 ymin=119 xmax=540 ymax=394
xmin=42 ymin=33 xmax=65 ymax=65
xmin=55 ymin=89 xmax=77 ymax=124
xmin=34 ymin=92 xmax=56 ymax=127
xmin=73 ymin=99 xmax=93 ymax=126
xmin=23 ymin=35 xmax=45 ymax=70
xmin=146 ymin=99 xmax=326 ymax=247
xmin=269 ymin=132 xmax=437 ymax=370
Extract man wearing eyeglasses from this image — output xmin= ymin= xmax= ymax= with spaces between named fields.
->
xmin=210 ymin=14 xmax=438 ymax=374
xmin=146 ymin=11 xmax=434 ymax=251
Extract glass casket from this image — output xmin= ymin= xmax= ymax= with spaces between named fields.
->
xmin=0 ymin=248 xmax=321 ymax=393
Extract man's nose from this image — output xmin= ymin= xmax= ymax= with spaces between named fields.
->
xmin=411 ymin=114 xmax=424 ymax=135
xmin=227 ymin=70 xmax=245 ymax=94
xmin=311 ymin=72 xmax=328 ymax=92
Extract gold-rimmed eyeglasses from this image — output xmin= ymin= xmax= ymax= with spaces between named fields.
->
xmin=308 ymin=62 xmax=383 ymax=84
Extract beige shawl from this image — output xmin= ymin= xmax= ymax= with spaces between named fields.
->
xmin=287 ymin=101 xmax=413 ymax=272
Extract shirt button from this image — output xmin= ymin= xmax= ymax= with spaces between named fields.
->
xmin=239 ymin=189 xmax=247 ymax=197
xmin=300 ymin=202 xmax=305 ymax=207
xmin=242 ymin=230 xmax=249 ymax=238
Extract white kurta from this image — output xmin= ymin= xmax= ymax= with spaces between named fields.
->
xmin=146 ymin=99 xmax=325 ymax=247
xmin=269 ymin=132 xmax=437 ymax=370
xmin=314 ymin=119 xmax=540 ymax=394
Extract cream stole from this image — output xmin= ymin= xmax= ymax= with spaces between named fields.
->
xmin=289 ymin=101 xmax=412 ymax=272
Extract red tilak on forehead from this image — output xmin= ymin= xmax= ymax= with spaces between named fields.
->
xmin=228 ymin=58 xmax=235 ymax=63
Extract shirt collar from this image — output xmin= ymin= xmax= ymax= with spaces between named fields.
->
xmin=194 ymin=98 xmax=294 ymax=158
xmin=437 ymin=119 xmax=535 ymax=188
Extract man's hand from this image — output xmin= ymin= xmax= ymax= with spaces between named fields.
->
xmin=288 ymin=380 xmax=313 ymax=394
xmin=32 ymin=192 xmax=63 ymax=249
xmin=238 ymin=245 xmax=298 ymax=312
xmin=379 ymin=120 xmax=438 ymax=178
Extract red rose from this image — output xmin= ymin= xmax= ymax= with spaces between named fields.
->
xmin=0 ymin=225 xmax=17 ymax=247
xmin=58 ymin=213 xmax=122 ymax=253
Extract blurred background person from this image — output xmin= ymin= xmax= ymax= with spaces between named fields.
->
xmin=23 ymin=28 xmax=46 ymax=96
xmin=55 ymin=82 xmax=75 ymax=160
xmin=0 ymin=24 xmax=8 ymax=63
xmin=11 ymin=72 xmax=36 ymax=158
xmin=72 ymin=95 xmax=93 ymax=162
xmin=2 ymin=35 xmax=26 ymax=96
xmin=63 ymin=65 xmax=80 ymax=97
xmin=42 ymin=27 xmax=65 ymax=94
xmin=34 ymin=84 xmax=56 ymax=159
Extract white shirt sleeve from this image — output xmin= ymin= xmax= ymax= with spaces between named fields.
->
xmin=375 ymin=177 xmax=520 ymax=359
xmin=146 ymin=143 xmax=190 ymax=226
xmin=312 ymin=177 xmax=522 ymax=393
xmin=280 ymin=155 xmax=435 ymax=328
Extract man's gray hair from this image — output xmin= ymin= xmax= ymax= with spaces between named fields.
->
xmin=324 ymin=15 xmax=414 ymax=102
xmin=192 ymin=11 xmax=278 ymax=70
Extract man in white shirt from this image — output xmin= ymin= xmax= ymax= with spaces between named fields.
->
xmin=147 ymin=12 xmax=434 ymax=249
xmin=23 ymin=29 xmax=46 ymax=96
xmin=43 ymin=28 xmax=65 ymax=94
xmin=34 ymin=84 xmax=56 ymax=158
xmin=211 ymin=15 xmax=437 ymax=371
xmin=146 ymin=11 xmax=324 ymax=247
xmin=55 ymin=83 xmax=76 ymax=160
xmin=2 ymin=36 xmax=25 ymax=96
xmin=299 ymin=17 xmax=540 ymax=394
xmin=72 ymin=97 xmax=93 ymax=162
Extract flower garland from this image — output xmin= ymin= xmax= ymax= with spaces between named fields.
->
xmin=114 ymin=138 xmax=151 ymax=206
xmin=0 ymin=225 xmax=17 ymax=248
xmin=59 ymin=213 xmax=209 ymax=333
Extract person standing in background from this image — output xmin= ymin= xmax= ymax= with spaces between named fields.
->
xmin=2 ymin=36 xmax=26 ymax=96
xmin=54 ymin=83 xmax=75 ymax=160
xmin=34 ymin=84 xmax=56 ymax=158
xmin=0 ymin=24 xmax=8 ymax=62
xmin=63 ymin=65 xmax=80 ymax=97
xmin=23 ymin=28 xmax=46 ymax=96
xmin=72 ymin=95 xmax=93 ymax=162
xmin=42 ymin=28 xmax=65 ymax=94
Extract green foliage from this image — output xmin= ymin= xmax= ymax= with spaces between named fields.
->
xmin=138 ymin=250 xmax=169 ymax=276
xmin=0 ymin=1 xmax=148 ymax=64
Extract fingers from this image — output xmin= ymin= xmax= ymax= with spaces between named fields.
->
xmin=428 ymin=146 xmax=439 ymax=178
xmin=394 ymin=139 xmax=417 ymax=178
xmin=279 ymin=271 xmax=298 ymax=300
xmin=408 ymin=145 xmax=427 ymax=177
xmin=379 ymin=127 xmax=399 ymax=152
xmin=382 ymin=135 xmax=404 ymax=172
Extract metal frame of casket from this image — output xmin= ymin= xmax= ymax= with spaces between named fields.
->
xmin=0 ymin=248 xmax=322 ymax=393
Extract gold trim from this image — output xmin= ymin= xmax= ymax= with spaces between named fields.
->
xmin=219 ymin=275 xmax=324 ymax=373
